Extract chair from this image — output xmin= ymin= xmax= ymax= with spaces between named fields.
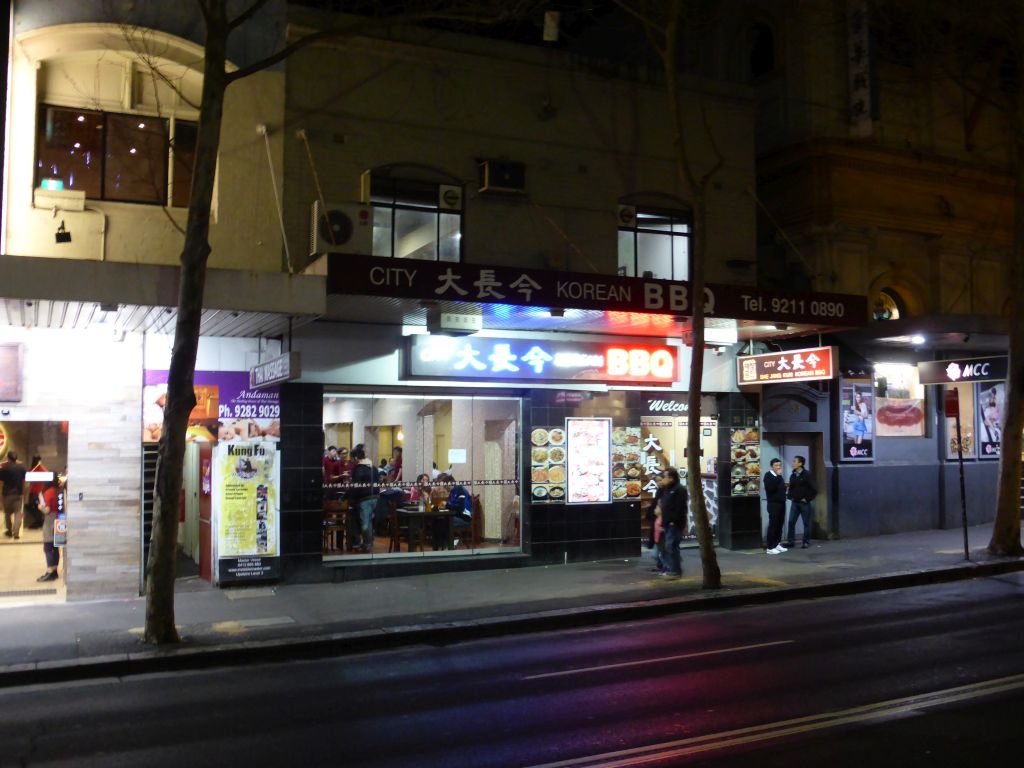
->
xmin=459 ymin=494 xmax=482 ymax=549
xmin=322 ymin=499 xmax=346 ymax=553
xmin=385 ymin=499 xmax=403 ymax=553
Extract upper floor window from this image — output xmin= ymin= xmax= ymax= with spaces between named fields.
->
xmin=35 ymin=105 xmax=197 ymax=207
xmin=617 ymin=207 xmax=691 ymax=281
xmin=370 ymin=176 xmax=462 ymax=262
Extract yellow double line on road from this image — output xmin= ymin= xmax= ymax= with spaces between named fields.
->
xmin=524 ymin=672 xmax=1024 ymax=767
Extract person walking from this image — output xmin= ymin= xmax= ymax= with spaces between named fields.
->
xmin=763 ymin=458 xmax=788 ymax=554
xmin=1 ymin=451 xmax=29 ymax=540
xmin=658 ymin=467 xmax=688 ymax=578
xmin=36 ymin=477 xmax=62 ymax=582
xmin=784 ymin=455 xmax=817 ymax=549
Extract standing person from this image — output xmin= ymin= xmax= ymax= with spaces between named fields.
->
xmin=784 ymin=455 xmax=818 ymax=549
xmin=388 ymin=446 xmax=403 ymax=483
xmin=648 ymin=472 xmax=668 ymax=573
xmin=1 ymin=451 xmax=29 ymax=540
xmin=322 ymin=446 xmax=344 ymax=484
xmin=36 ymin=478 xmax=62 ymax=582
xmin=763 ymin=458 xmax=788 ymax=554
xmin=344 ymin=445 xmax=376 ymax=552
xmin=657 ymin=467 xmax=688 ymax=578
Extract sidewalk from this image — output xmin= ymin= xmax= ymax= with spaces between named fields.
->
xmin=1 ymin=523 xmax=1022 ymax=687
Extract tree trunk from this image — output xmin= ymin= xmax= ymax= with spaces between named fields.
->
xmin=144 ymin=0 xmax=230 ymax=644
xmin=662 ymin=0 xmax=722 ymax=588
xmin=686 ymin=196 xmax=722 ymax=588
xmin=989 ymin=132 xmax=1024 ymax=557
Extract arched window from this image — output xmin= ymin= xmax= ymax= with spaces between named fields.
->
xmin=617 ymin=206 xmax=691 ymax=281
xmin=872 ymin=288 xmax=905 ymax=321
xmin=749 ymin=23 xmax=776 ymax=80
xmin=368 ymin=167 xmax=463 ymax=262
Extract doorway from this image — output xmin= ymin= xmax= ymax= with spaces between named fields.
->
xmin=0 ymin=420 xmax=69 ymax=604
xmin=760 ymin=433 xmax=825 ymax=542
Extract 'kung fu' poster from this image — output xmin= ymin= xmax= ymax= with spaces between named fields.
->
xmin=214 ymin=441 xmax=281 ymax=584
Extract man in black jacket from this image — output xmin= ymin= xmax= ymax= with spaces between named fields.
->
xmin=658 ymin=467 xmax=688 ymax=578
xmin=763 ymin=458 xmax=788 ymax=554
xmin=784 ymin=455 xmax=817 ymax=549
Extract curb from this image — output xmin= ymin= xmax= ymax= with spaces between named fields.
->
xmin=2 ymin=557 xmax=1022 ymax=688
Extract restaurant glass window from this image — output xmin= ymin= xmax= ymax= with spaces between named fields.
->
xmin=617 ymin=208 xmax=691 ymax=280
xmin=322 ymin=393 xmax=520 ymax=561
xmin=36 ymin=105 xmax=197 ymax=206
xmin=944 ymin=383 xmax=976 ymax=459
xmin=370 ymin=177 xmax=462 ymax=262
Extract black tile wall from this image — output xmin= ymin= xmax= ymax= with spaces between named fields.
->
xmin=280 ymin=383 xmax=325 ymax=576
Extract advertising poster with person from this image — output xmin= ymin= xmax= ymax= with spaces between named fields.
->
xmin=977 ymin=382 xmax=1005 ymax=459
xmin=840 ymin=378 xmax=873 ymax=461
xmin=213 ymin=440 xmax=280 ymax=583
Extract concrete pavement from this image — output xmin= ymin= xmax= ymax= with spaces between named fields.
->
xmin=1 ymin=523 xmax=1021 ymax=687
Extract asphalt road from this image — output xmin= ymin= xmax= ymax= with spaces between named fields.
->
xmin=3 ymin=573 xmax=1024 ymax=767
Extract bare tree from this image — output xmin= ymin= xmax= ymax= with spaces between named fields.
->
xmin=613 ymin=0 xmax=723 ymax=588
xmin=145 ymin=0 xmax=543 ymax=644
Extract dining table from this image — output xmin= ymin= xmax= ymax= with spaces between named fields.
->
xmin=398 ymin=505 xmax=457 ymax=552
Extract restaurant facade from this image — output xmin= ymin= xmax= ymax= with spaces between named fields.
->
xmin=266 ymin=255 xmax=867 ymax=582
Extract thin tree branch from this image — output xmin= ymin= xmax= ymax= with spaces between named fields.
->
xmin=228 ymin=0 xmax=273 ymax=32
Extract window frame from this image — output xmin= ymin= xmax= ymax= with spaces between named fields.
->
xmin=369 ymin=176 xmax=463 ymax=262
xmin=618 ymin=206 xmax=693 ymax=281
xmin=35 ymin=103 xmax=198 ymax=208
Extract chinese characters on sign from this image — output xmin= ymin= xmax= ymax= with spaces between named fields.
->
xmin=408 ymin=335 xmax=677 ymax=384
xmin=329 ymin=254 xmax=867 ymax=327
xmin=737 ymin=346 xmax=837 ymax=386
xmin=847 ymin=1 xmax=874 ymax=137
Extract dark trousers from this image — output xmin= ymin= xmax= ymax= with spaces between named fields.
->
xmin=786 ymin=500 xmax=813 ymax=546
xmin=44 ymin=541 xmax=60 ymax=568
xmin=766 ymin=501 xmax=785 ymax=549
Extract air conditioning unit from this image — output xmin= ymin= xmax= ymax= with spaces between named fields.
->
xmin=478 ymin=160 xmax=526 ymax=194
xmin=438 ymin=184 xmax=463 ymax=211
xmin=309 ymin=201 xmax=372 ymax=257
xmin=617 ymin=205 xmax=637 ymax=228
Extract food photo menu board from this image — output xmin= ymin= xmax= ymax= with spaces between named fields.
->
xmin=729 ymin=427 xmax=761 ymax=496
xmin=566 ymin=417 xmax=612 ymax=504
xmin=530 ymin=426 xmax=567 ymax=504
xmin=611 ymin=426 xmax=643 ymax=501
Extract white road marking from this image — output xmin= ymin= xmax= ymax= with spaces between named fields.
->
xmin=521 ymin=640 xmax=794 ymax=681
xmin=522 ymin=671 xmax=1024 ymax=768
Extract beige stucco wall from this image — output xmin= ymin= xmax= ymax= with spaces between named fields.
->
xmin=4 ymin=24 xmax=286 ymax=273
xmin=282 ymin=31 xmax=756 ymax=283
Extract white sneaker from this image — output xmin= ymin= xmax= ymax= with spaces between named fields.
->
xmin=766 ymin=548 xmax=777 ymax=554
xmin=774 ymin=544 xmax=788 ymax=552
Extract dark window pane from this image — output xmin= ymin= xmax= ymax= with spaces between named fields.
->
xmin=104 ymin=114 xmax=168 ymax=203
xmin=36 ymin=106 xmax=103 ymax=198
xmin=171 ymin=120 xmax=197 ymax=207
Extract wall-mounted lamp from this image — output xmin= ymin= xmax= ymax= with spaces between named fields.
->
xmin=55 ymin=220 xmax=72 ymax=244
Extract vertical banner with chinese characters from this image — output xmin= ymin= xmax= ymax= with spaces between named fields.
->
xmin=839 ymin=378 xmax=874 ymax=461
xmin=565 ymin=418 xmax=611 ymax=504
xmin=214 ymin=441 xmax=281 ymax=584
xmin=847 ymin=0 xmax=874 ymax=137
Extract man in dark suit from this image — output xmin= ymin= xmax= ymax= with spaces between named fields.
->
xmin=785 ymin=455 xmax=818 ymax=549
xmin=763 ymin=458 xmax=788 ymax=554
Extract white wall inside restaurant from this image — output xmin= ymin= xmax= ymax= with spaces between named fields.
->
xmin=143 ymin=335 xmax=281 ymax=372
xmin=0 ymin=327 xmax=142 ymax=598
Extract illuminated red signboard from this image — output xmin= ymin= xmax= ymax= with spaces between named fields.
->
xmin=737 ymin=346 xmax=837 ymax=386
xmin=407 ymin=335 xmax=677 ymax=384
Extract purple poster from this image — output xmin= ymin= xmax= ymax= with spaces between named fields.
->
xmin=143 ymin=370 xmax=280 ymax=444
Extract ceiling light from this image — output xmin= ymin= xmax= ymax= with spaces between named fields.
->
xmin=129 ymin=147 xmax=137 ymax=154
xmin=73 ymin=142 xmax=81 ymax=148
xmin=138 ymin=122 xmax=145 ymax=129
xmin=76 ymin=115 xmax=85 ymax=122
xmin=910 ymin=334 xmax=925 ymax=345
